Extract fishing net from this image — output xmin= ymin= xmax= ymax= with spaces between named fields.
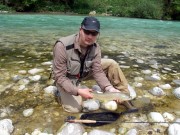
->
xmin=80 ymin=109 xmax=139 ymax=127
xmin=80 ymin=112 xmax=121 ymax=127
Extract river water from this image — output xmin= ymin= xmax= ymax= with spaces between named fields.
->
xmin=0 ymin=14 xmax=180 ymax=135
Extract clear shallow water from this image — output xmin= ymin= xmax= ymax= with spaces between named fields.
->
xmin=1 ymin=14 xmax=180 ymax=45
xmin=0 ymin=14 xmax=180 ymax=134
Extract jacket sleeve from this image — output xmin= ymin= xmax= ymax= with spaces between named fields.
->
xmin=53 ymin=42 xmax=79 ymax=95
xmin=91 ymin=44 xmax=112 ymax=90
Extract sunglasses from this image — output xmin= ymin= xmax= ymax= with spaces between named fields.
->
xmin=82 ymin=29 xmax=99 ymax=36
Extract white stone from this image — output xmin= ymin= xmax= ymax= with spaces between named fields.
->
xmin=125 ymin=128 xmax=138 ymax=135
xmin=173 ymin=80 xmax=180 ymax=86
xmin=41 ymin=61 xmax=52 ymax=65
xmin=18 ymin=78 xmax=30 ymax=85
xmin=18 ymin=70 xmax=27 ymax=74
xmin=151 ymin=74 xmax=161 ymax=81
xmin=175 ymin=118 xmax=180 ymax=123
xmin=132 ymin=65 xmax=139 ymax=68
xmin=119 ymin=65 xmax=130 ymax=69
xmin=29 ymin=75 xmax=41 ymax=81
xmin=82 ymin=99 xmax=100 ymax=111
xmin=128 ymin=85 xmax=137 ymax=99
xmin=89 ymin=11 xmax=96 ymax=16
xmin=173 ymin=87 xmax=180 ymax=99
xmin=141 ymin=70 xmax=151 ymax=74
xmin=31 ymin=129 xmax=41 ymax=135
xmin=163 ymin=112 xmax=175 ymax=121
xmin=0 ymin=119 xmax=14 ymax=134
xmin=0 ymin=130 xmax=9 ymax=135
xmin=19 ymin=85 xmax=26 ymax=91
xmin=164 ymin=67 xmax=172 ymax=71
xmin=134 ymin=77 xmax=144 ymax=82
xmin=101 ymin=101 xmax=117 ymax=111
xmin=118 ymin=61 xmax=126 ymax=64
xmin=149 ymin=87 xmax=165 ymax=96
xmin=28 ymin=68 xmax=44 ymax=75
xmin=103 ymin=55 xmax=109 ymax=59
xmin=23 ymin=108 xmax=34 ymax=117
xmin=133 ymin=82 xmax=143 ymax=88
xmin=148 ymin=112 xmax=165 ymax=122
xmin=88 ymin=129 xmax=115 ymax=135
xmin=44 ymin=86 xmax=57 ymax=94
xmin=159 ymin=84 xmax=172 ymax=90
xmin=118 ymin=127 xmax=127 ymax=134
xmin=0 ymin=112 xmax=8 ymax=118
xmin=57 ymin=123 xmax=85 ymax=135
xmin=136 ymin=59 xmax=144 ymax=64
xmin=150 ymin=64 xmax=159 ymax=69
xmin=168 ymin=123 xmax=180 ymax=135
xmin=12 ymin=75 xmax=22 ymax=81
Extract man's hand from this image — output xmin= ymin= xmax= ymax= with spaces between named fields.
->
xmin=108 ymin=87 xmax=120 ymax=92
xmin=105 ymin=86 xmax=124 ymax=104
xmin=105 ymin=85 xmax=120 ymax=92
xmin=77 ymin=88 xmax=93 ymax=99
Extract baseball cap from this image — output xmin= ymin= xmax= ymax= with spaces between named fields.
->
xmin=81 ymin=17 xmax=100 ymax=32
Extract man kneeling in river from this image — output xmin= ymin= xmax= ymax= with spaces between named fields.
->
xmin=52 ymin=16 xmax=136 ymax=113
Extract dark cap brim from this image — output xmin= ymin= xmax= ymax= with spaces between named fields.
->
xmin=82 ymin=25 xmax=99 ymax=32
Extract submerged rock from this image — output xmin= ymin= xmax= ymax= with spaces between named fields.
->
xmin=28 ymin=68 xmax=44 ymax=75
xmin=101 ymin=101 xmax=118 ymax=111
xmin=172 ymin=87 xmax=180 ymax=99
xmin=57 ymin=123 xmax=85 ymax=135
xmin=125 ymin=128 xmax=138 ymax=135
xmin=145 ymin=74 xmax=161 ymax=81
xmin=163 ymin=112 xmax=175 ymax=122
xmin=173 ymin=80 xmax=180 ymax=86
xmin=168 ymin=123 xmax=180 ymax=135
xmin=44 ymin=86 xmax=57 ymax=94
xmin=29 ymin=75 xmax=41 ymax=81
xmin=134 ymin=77 xmax=144 ymax=82
xmin=141 ymin=69 xmax=151 ymax=75
xmin=88 ymin=129 xmax=115 ymax=135
xmin=92 ymin=85 xmax=102 ymax=92
xmin=0 ymin=119 xmax=14 ymax=135
xmin=159 ymin=84 xmax=172 ymax=90
xmin=148 ymin=112 xmax=165 ymax=122
xmin=41 ymin=61 xmax=52 ymax=65
xmin=133 ymin=82 xmax=143 ymax=88
xmin=128 ymin=85 xmax=137 ymax=99
xmin=149 ymin=87 xmax=165 ymax=97
xmin=23 ymin=108 xmax=34 ymax=117
xmin=82 ymin=99 xmax=100 ymax=112
xmin=30 ymin=128 xmax=53 ymax=135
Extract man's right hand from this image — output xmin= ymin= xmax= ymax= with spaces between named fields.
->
xmin=77 ymin=88 xmax=93 ymax=99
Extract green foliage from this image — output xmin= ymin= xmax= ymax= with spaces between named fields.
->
xmin=6 ymin=0 xmax=68 ymax=12
xmin=171 ymin=0 xmax=180 ymax=19
xmin=1 ymin=0 xmax=179 ymax=20
xmin=110 ymin=0 xmax=163 ymax=19
xmin=73 ymin=0 xmax=163 ymax=19
xmin=73 ymin=0 xmax=91 ymax=14
xmin=0 ymin=4 xmax=13 ymax=11
xmin=132 ymin=0 xmax=163 ymax=19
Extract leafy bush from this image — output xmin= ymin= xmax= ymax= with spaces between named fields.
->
xmin=0 ymin=4 xmax=13 ymax=11
xmin=110 ymin=0 xmax=163 ymax=19
xmin=1 ymin=0 xmax=179 ymax=20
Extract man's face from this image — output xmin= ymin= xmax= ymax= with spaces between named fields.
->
xmin=79 ymin=28 xmax=99 ymax=47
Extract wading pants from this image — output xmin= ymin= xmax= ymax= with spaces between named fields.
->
xmin=56 ymin=58 xmax=129 ymax=113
